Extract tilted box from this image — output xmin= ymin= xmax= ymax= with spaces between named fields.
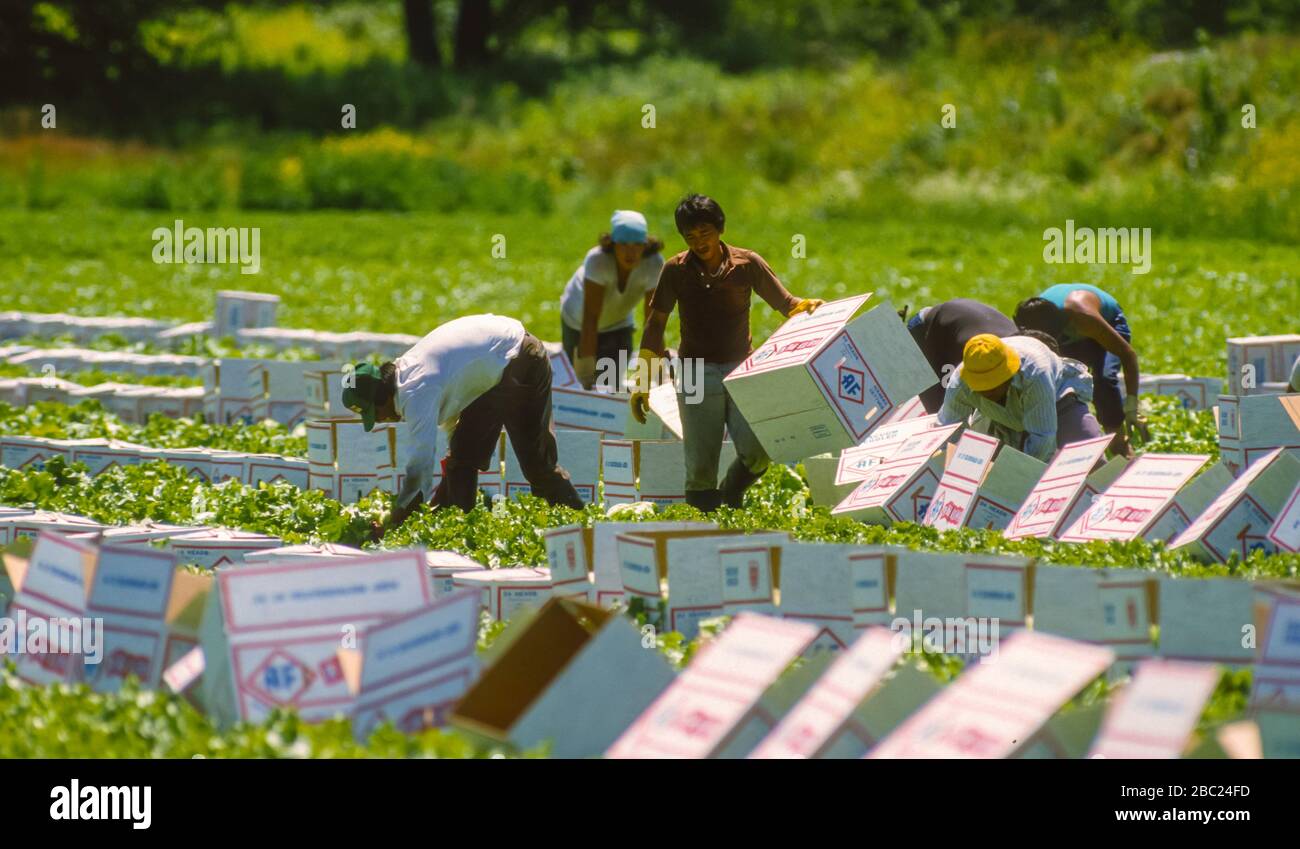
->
xmin=1056 ymin=453 xmax=1211 ymax=543
xmin=1170 ymin=449 xmax=1300 ymax=562
xmin=724 ymin=294 xmax=936 ymax=462
xmin=1004 ymin=435 xmax=1112 ymax=540
xmin=831 ymin=423 xmax=961 ymax=525
xmin=1216 ymin=393 xmax=1300 ymax=476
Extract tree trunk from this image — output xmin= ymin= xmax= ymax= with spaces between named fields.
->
xmin=402 ymin=0 xmax=440 ymax=67
xmin=454 ymin=0 xmax=492 ymax=69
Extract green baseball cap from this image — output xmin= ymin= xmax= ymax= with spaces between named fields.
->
xmin=341 ymin=362 xmax=386 ymax=431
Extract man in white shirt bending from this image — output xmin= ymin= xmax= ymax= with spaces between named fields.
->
xmin=342 ymin=314 xmax=584 ymax=535
xmin=938 ymin=334 xmax=1101 ymax=462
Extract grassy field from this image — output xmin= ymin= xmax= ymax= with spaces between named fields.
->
xmin=4 ymin=208 xmax=1298 ymax=379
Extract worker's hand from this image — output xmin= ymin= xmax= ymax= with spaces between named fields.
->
xmin=629 ymin=347 xmax=663 ymax=392
xmin=574 ymin=355 xmax=597 ymax=389
xmin=630 ymin=391 xmax=651 ymax=424
xmin=788 ymin=298 xmax=825 ymax=317
xmin=1123 ymin=396 xmax=1150 ymax=445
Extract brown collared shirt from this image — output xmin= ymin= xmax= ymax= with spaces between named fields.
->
xmin=650 ymin=243 xmax=799 ymax=363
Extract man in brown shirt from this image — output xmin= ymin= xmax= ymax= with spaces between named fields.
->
xmin=630 ymin=194 xmax=823 ymax=511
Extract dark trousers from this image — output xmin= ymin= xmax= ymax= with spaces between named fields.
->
xmin=561 ymin=323 xmax=635 ymax=368
xmin=1061 ymin=308 xmax=1130 ymax=431
xmin=431 ymin=332 xmax=584 ymax=512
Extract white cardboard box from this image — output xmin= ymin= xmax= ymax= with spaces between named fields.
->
xmin=606 ymin=613 xmax=818 ymax=758
xmin=504 ymin=429 xmax=600 ymax=504
xmin=1157 ymin=576 xmax=1256 ymax=666
xmin=892 ymin=550 xmax=1034 ymax=649
xmin=1004 ymin=434 xmax=1112 ymax=539
xmin=0 ymin=511 xmax=104 ymax=546
xmin=1226 ymin=335 xmax=1300 ymax=395
xmin=245 ymin=454 xmax=310 ymax=489
xmin=1138 ymin=374 xmax=1224 ymax=410
xmin=662 ymin=533 xmax=788 ymax=639
xmin=964 ymin=444 xmax=1046 ymax=531
xmin=1032 ymin=564 xmax=1158 ymax=671
xmin=1266 ymin=481 xmax=1300 ymax=552
xmin=0 ymin=435 xmax=71 ymax=471
xmin=835 ymin=415 xmax=939 ymax=485
xmin=452 ymin=598 xmax=676 ymax=757
xmin=1216 ymin=393 xmax=1300 ymax=476
xmin=342 ymin=588 xmax=480 ymax=741
xmin=869 ymin=631 xmax=1114 ymax=758
xmin=1087 ymin=659 xmax=1220 ymax=758
xmin=725 ymin=294 xmax=935 ymax=462
xmin=748 ymin=627 xmax=906 ymax=758
xmin=1169 ymin=448 xmax=1300 ymax=562
xmin=451 ymin=567 xmax=553 ymax=621
xmin=214 ymin=290 xmax=279 ymax=340
xmin=166 ymin=528 xmax=283 ymax=569
xmin=543 ymin=520 xmax=717 ymax=608
xmin=552 ymin=386 xmax=630 ymax=435
xmin=197 ymin=550 xmax=432 ymax=726
xmin=424 ymin=550 xmax=487 ymax=599
xmin=777 ymin=542 xmax=895 ymax=651
xmin=1252 ymin=590 xmax=1300 ymax=713
xmin=831 ymin=423 xmax=961 ymax=524
xmin=1057 ymin=453 xmax=1210 ymax=542
xmin=600 ymin=438 xmax=638 ymax=505
xmin=242 ymin=543 xmax=366 ymax=564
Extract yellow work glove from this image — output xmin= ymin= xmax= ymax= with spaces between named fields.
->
xmin=789 ymin=298 xmax=825 ymax=317
xmin=1123 ymin=395 xmax=1150 ymax=445
xmin=573 ymin=355 xmax=596 ymax=389
xmin=628 ymin=347 xmax=661 ymax=424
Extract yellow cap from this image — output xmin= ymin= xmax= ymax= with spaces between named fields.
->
xmin=962 ymin=334 xmax=1020 ymax=391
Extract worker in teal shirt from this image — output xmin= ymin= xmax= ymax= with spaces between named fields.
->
xmin=1014 ymin=283 xmax=1147 ymax=456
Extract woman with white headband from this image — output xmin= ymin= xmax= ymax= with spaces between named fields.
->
xmin=559 ymin=210 xmax=665 ymax=389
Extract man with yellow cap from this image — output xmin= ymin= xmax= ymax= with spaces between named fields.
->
xmin=938 ymin=334 xmax=1101 ymax=462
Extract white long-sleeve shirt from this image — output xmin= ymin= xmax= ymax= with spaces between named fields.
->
xmin=394 ymin=314 xmax=526 ymax=508
xmin=937 ymin=336 xmax=1093 ymax=461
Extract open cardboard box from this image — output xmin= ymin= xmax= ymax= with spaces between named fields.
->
xmin=450 ymin=597 xmax=675 ymax=758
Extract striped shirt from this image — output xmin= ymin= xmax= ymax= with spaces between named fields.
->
xmin=938 ymin=336 xmax=1093 ymax=461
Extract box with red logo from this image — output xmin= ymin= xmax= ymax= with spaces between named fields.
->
xmin=831 ymin=423 xmax=961 ymax=525
xmin=1138 ymin=374 xmax=1224 ymax=411
xmin=1056 ymin=453 xmax=1211 ymax=543
xmin=892 ymin=550 xmax=1034 ymax=647
xmin=1169 ymin=448 xmax=1300 ymax=563
xmin=724 ymin=294 xmax=936 ymax=462
xmin=0 ymin=510 xmax=105 ymax=546
xmin=1 ymin=533 xmax=211 ymax=693
xmin=423 ymin=550 xmax=487 ymax=599
xmin=606 ymin=613 xmax=818 ymax=758
xmin=1216 ymin=393 xmax=1300 ymax=477
xmin=1004 ymin=435 xmax=1112 ymax=539
xmin=543 ymin=521 xmax=718 ymax=609
xmin=1033 ymin=564 xmax=1158 ymax=672
xmin=1267 ymin=482 xmax=1300 ymax=552
xmin=504 ymin=429 xmax=600 ymax=504
xmin=451 ymin=567 xmax=553 ymax=622
xmin=196 ymin=550 xmax=434 ymax=726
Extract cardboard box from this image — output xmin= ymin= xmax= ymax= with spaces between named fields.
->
xmin=816 ymin=663 xmax=943 ymax=758
xmin=1226 ymin=335 xmax=1300 ymax=395
xmin=547 ymin=347 xmax=578 ymax=389
xmin=1266 ymin=481 xmax=1300 ymax=552
xmin=214 ymin=290 xmax=279 ymax=340
xmin=1216 ymin=393 xmax=1300 ymax=476
xmin=137 ymin=386 xmax=205 ymax=420
xmin=260 ymin=359 xmax=343 ymax=427
xmin=1058 ymin=454 xmax=1130 ymax=533
xmin=1032 ymin=565 xmax=1158 ymax=671
xmin=1057 ymin=453 xmax=1211 ymax=543
xmin=840 ymin=419 xmax=942 ymax=472
xmin=892 ymin=550 xmax=1034 ymax=651
xmin=600 ymin=439 xmax=637 ymax=505
xmin=614 ymin=528 xmax=771 ymax=626
xmin=636 ymin=440 xmax=687 ymax=507
xmin=245 ymin=454 xmax=310 ymax=489
xmin=504 ymin=429 xmax=600 ymax=504
xmin=208 ymin=450 xmax=249 ymax=484
xmin=1140 ymin=461 xmax=1234 ymax=544
xmin=922 ymin=430 xmax=999 ymax=532
xmin=1013 ymin=703 xmax=1107 ymax=759
xmin=159 ymin=447 xmax=213 ymax=483
xmin=662 ymin=533 xmax=788 ymax=639
xmin=724 ymin=294 xmax=936 ymax=462
xmin=1170 ymin=449 xmax=1300 ymax=562
xmin=166 ymin=528 xmax=283 ymax=569
xmin=1 ymin=533 xmax=211 ymax=693
xmin=802 ymin=452 xmax=855 ymax=507
xmin=79 ymin=522 xmax=209 ymax=546
xmin=338 ymin=468 xmax=396 ymax=504
xmin=0 ymin=435 xmax=71 ymax=471
xmin=242 ymin=543 xmax=366 ymax=564
xmin=424 ymin=550 xmax=487 ymax=599
xmin=1139 ymin=374 xmax=1224 ymax=410
xmin=66 ymin=439 xmax=142 ymax=477
xmin=201 ymin=358 xmax=267 ymax=425
xmin=451 ymin=567 xmax=553 ymax=621
xmin=306 ymin=417 xmax=394 ymax=472
xmin=830 ymin=423 xmax=961 ymax=524
xmin=869 ymin=631 xmax=1114 ymax=758
xmin=964 ymin=444 xmax=1046 ymax=531
xmin=748 ymin=627 xmax=906 ymax=758
xmin=342 ymin=588 xmax=481 ymax=742
xmin=0 ymin=511 xmax=105 ymax=546
xmin=1004 ymin=434 xmax=1112 ymax=539
xmin=451 ymin=598 xmax=675 ymax=757
xmin=1157 ymin=576 xmax=1256 ymax=666
xmin=777 ymin=542 xmax=895 ymax=651
xmin=552 ymin=386 xmax=630 ymax=435
xmin=543 ymin=520 xmax=717 ymax=608
xmin=197 ymin=550 xmax=432 ymax=726
xmin=606 ymin=613 xmax=819 ymax=758
xmin=622 ymin=382 xmax=683 ymax=441
xmin=303 ymin=367 xmax=347 ymax=418
xmin=1251 ymin=590 xmax=1300 ymax=712
xmin=712 ymin=651 xmax=837 ymax=759
xmin=1087 ymin=659 xmax=1221 ymax=758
